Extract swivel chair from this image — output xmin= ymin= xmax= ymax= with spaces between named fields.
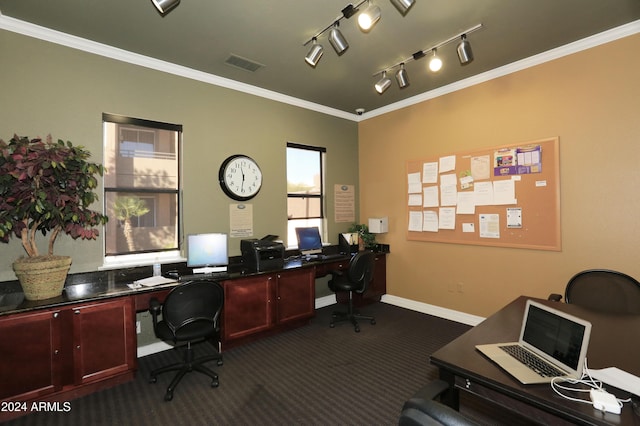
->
xmin=148 ymin=280 xmax=224 ymax=401
xmin=328 ymin=250 xmax=376 ymax=332
xmin=399 ymin=380 xmax=479 ymax=426
xmin=549 ymin=269 xmax=640 ymax=314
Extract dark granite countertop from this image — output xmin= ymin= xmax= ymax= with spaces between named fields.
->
xmin=0 ymin=253 xmax=348 ymax=317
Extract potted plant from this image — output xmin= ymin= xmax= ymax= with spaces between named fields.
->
xmin=348 ymin=223 xmax=377 ymax=251
xmin=0 ymin=134 xmax=108 ymax=300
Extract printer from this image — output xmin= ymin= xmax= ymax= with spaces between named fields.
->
xmin=241 ymin=239 xmax=285 ymax=272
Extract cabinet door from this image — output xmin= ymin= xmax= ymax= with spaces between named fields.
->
xmin=0 ymin=309 xmax=63 ymax=400
xmin=276 ymin=268 xmax=315 ymax=324
xmin=222 ymin=275 xmax=274 ymax=341
xmin=367 ymin=254 xmax=387 ymax=300
xmin=72 ymin=298 xmax=136 ymax=385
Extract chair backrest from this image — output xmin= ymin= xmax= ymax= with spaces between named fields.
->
xmin=347 ymin=250 xmax=375 ymax=294
xmin=565 ymin=269 xmax=640 ymax=314
xmin=162 ymin=280 xmax=224 ymax=341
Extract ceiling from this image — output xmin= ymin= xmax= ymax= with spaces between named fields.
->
xmin=2 ymin=0 xmax=640 ymax=117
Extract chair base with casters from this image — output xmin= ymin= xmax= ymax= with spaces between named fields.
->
xmin=330 ymin=290 xmax=376 ymax=332
xmin=149 ymin=339 xmax=223 ymax=401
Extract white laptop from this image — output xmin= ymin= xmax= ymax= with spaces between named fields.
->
xmin=476 ymin=300 xmax=592 ymax=384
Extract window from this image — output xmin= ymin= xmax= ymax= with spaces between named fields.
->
xmin=103 ymin=113 xmax=181 ymax=262
xmin=286 ymin=143 xmax=326 ymax=247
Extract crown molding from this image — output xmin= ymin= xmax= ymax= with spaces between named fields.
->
xmin=2 ymin=14 xmax=639 ymax=122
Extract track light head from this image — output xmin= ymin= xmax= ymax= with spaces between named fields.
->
xmin=390 ymin=0 xmax=415 ymax=15
xmin=428 ymin=49 xmax=442 ymax=72
xmin=395 ymin=64 xmax=410 ymax=88
xmin=457 ymin=34 xmax=474 ymax=65
xmin=375 ymin=71 xmax=392 ymax=94
xmin=151 ymin=0 xmax=180 ymax=15
xmin=305 ymin=38 xmax=324 ymax=67
xmin=358 ymin=2 xmax=382 ymax=32
xmin=329 ymin=23 xmax=349 ymax=55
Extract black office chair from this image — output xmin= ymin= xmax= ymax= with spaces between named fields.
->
xmin=399 ymin=380 xmax=479 ymax=426
xmin=148 ymin=280 xmax=224 ymax=401
xmin=328 ymin=250 xmax=376 ymax=332
xmin=549 ymin=269 xmax=640 ymax=314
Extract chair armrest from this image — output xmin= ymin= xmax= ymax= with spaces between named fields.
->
xmin=149 ymin=297 xmax=161 ymax=326
xmin=548 ymin=293 xmax=562 ymax=302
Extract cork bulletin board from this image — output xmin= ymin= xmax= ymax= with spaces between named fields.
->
xmin=406 ymin=137 xmax=560 ymax=251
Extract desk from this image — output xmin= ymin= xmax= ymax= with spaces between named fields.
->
xmin=430 ymin=296 xmax=640 ymax=426
xmin=0 ymin=253 xmax=386 ymax=421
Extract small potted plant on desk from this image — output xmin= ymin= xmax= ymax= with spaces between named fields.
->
xmin=348 ymin=223 xmax=377 ymax=251
xmin=0 ymin=135 xmax=108 ymax=300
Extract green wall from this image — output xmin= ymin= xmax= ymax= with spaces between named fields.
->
xmin=0 ymin=30 xmax=359 ymax=281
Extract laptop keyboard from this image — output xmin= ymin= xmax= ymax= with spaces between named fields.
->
xmin=500 ymin=344 xmax=567 ymax=378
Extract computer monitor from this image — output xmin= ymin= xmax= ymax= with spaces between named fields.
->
xmin=186 ymin=233 xmax=228 ymax=274
xmin=339 ymin=232 xmax=359 ymax=254
xmin=295 ymin=227 xmax=323 ymax=256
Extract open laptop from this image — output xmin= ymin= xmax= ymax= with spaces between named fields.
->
xmin=476 ymin=300 xmax=592 ymax=384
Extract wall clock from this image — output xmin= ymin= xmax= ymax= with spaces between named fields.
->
xmin=218 ymin=154 xmax=263 ymax=201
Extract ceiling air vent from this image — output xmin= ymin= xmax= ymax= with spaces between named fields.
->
xmin=224 ymin=54 xmax=265 ymax=72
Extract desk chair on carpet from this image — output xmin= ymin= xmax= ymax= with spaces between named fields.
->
xmin=328 ymin=250 xmax=376 ymax=332
xmin=148 ymin=280 xmax=224 ymax=401
xmin=399 ymin=380 xmax=479 ymax=426
xmin=548 ymin=269 xmax=640 ymax=314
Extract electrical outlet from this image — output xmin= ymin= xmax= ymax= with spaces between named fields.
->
xmin=448 ymin=282 xmax=455 ymax=293
xmin=136 ymin=320 xmax=141 ymax=334
xmin=457 ymin=282 xmax=464 ymax=293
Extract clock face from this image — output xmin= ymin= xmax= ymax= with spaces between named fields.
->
xmin=218 ymin=155 xmax=263 ymax=201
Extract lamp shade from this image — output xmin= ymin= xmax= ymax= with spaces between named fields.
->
xmin=457 ymin=34 xmax=474 ymax=65
xmin=375 ymin=72 xmax=391 ymax=93
xmin=395 ymin=64 xmax=409 ymax=88
xmin=151 ymin=0 xmax=180 ymax=14
xmin=428 ymin=50 xmax=442 ymax=72
xmin=329 ymin=26 xmax=349 ymax=55
xmin=358 ymin=3 xmax=381 ymax=31
xmin=305 ymin=40 xmax=324 ymax=67
xmin=390 ymin=0 xmax=415 ymax=14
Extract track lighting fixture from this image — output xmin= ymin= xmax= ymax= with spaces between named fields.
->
xmin=358 ymin=2 xmax=382 ymax=31
xmin=428 ymin=49 xmax=442 ymax=72
xmin=457 ymin=34 xmax=474 ymax=65
xmin=372 ymin=23 xmax=482 ymax=95
xmin=305 ymin=38 xmax=324 ymax=67
xmin=375 ymin=71 xmax=392 ymax=94
xmin=390 ymin=0 xmax=415 ymax=15
xmin=150 ymin=0 xmax=180 ymax=15
xmin=395 ymin=63 xmax=410 ymax=88
xmin=328 ymin=22 xmax=349 ymax=55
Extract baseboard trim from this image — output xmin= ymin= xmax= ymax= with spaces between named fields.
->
xmin=381 ymin=294 xmax=485 ymax=326
xmin=137 ymin=294 xmax=485 ymax=357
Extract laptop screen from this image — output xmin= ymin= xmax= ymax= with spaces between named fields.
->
xmin=521 ymin=302 xmax=590 ymax=371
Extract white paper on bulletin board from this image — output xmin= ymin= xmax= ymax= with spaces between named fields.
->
xmin=230 ymin=203 xmax=253 ymax=238
xmin=334 ymin=184 xmax=355 ymax=223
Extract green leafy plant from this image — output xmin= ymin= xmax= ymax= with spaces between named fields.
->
xmin=0 ymin=134 xmax=109 ymax=257
xmin=348 ymin=223 xmax=376 ymax=249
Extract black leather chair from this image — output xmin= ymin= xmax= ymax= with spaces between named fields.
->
xmin=328 ymin=250 xmax=376 ymax=332
xmin=399 ymin=380 xmax=479 ymax=426
xmin=549 ymin=269 xmax=640 ymax=314
xmin=148 ymin=280 xmax=224 ymax=401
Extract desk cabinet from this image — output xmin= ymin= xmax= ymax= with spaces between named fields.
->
xmin=221 ymin=268 xmax=315 ymax=347
xmin=0 ymin=297 xmax=136 ymax=410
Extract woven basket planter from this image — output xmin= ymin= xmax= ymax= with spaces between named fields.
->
xmin=13 ymin=255 xmax=72 ymax=301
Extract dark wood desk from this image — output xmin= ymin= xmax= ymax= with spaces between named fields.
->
xmin=430 ymin=296 xmax=640 ymax=425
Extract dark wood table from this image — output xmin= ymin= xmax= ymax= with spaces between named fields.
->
xmin=430 ymin=296 xmax=640 ymax=425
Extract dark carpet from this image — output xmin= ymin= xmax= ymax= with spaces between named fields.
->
xmin=5 ymin=303 xmax=535 ymax=426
